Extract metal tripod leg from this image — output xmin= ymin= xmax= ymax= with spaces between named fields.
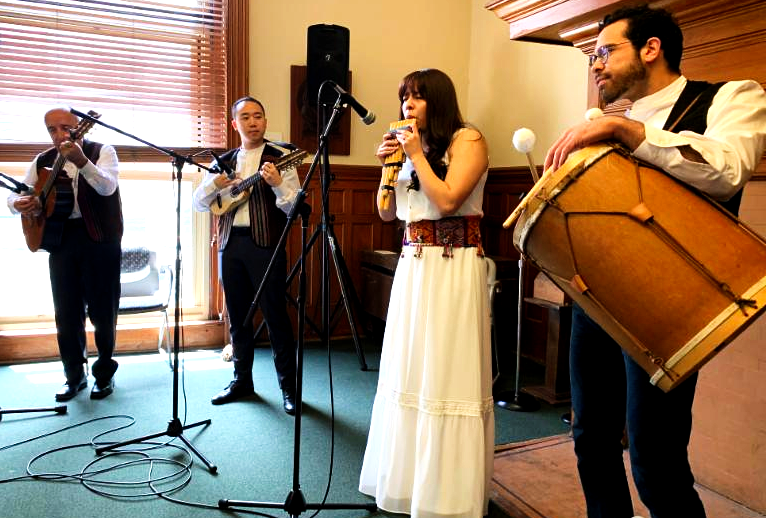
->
xmin=282 ymin=227 xmax=323 ymax=337
xmin=253 ymin=220 xmax=370 ymax=371
xmin=325 ymin=225 xmax=369 ymax=371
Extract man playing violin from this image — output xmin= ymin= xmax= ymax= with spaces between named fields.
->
xmin=7 ymin=107 xmax=123 ymax=402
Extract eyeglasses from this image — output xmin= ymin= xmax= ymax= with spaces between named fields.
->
xmin=588 ymin=41 xmax=631 ymax=67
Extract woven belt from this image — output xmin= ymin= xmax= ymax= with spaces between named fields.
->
xmin=403 ymin=215 xmax=484 ymax=258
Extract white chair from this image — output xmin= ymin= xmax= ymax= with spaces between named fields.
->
xmin=486 ymin=256 xmax=502 ymax=384
xmin=118 ymin=247 xmax=173 ymax=368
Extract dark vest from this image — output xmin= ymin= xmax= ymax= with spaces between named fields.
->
xmin=37 ymin=141 xmax=124 ymax=243
xmin=216 ymin=141 xmax=297 ymax=250
xmin=661 ymin=80 xmax=741 ymax=215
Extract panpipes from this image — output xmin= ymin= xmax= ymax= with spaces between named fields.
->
xmin=380 ymin=118 xmax=416 ymax=210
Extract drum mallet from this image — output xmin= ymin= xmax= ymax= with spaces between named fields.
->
xmin=495 ymin=128 xmax=543 ymax=412
xmin=585 ymin=107 xmax=604 ymax=121
xmin=504 ymin=128 xmax=545 ymax=228
xmin=512 ymin=128 xmax=540 ymax=182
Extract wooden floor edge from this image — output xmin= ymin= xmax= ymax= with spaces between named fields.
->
xmin=494 ymin=433 xmax=572 ymax=454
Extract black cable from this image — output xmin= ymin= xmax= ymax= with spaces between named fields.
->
xmin=304 ymin=337 xmax=338 ymax=518
xmin=0 ymin=413 xmax=278 ymax=515
xmin=0 ymin=170 xmax=359 ymax=516
xmin=0 ymin=414 xmax=135 ymax=453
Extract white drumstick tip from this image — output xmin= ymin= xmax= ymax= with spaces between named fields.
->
xmin=585 ymin=107 xmax=604 ymax=121
xmin=512 ymin=127 xmax=536 ymax=153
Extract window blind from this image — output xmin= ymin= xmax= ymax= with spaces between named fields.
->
xmin=0 ymin=0 xmax=228 ymax=158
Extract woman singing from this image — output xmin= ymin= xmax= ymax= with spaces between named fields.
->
xmin=359 ymin=68 xmax=494 ymax=518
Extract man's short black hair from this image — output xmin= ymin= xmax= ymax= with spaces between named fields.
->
xmin=231 ymin=96 xmax=265 ymax=118
xmin=601 ymin=4 xmax=683 ymax=74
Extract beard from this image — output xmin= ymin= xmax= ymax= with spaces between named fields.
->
xmin=599 ymin=59 xmax=647 ymax=104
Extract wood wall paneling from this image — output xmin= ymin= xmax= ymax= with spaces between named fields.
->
xmin=483 ymin=168 xmax=551 ymax=365
xmin=289 ymin=65 xmax=352 ymax=156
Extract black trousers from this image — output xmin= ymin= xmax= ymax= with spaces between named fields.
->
xmin=49 ymin=218 xmax=121 ymax=385
xmin=220 ymin=234 xmax=296 ymax=392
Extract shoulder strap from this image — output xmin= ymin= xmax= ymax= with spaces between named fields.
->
xmin=261 ymin=141 xmax=297 ymax=165
xmin=265 ymin=140 xmax=298 ymax=154
xmin=663 ymin=80 xmax=725 ymax=133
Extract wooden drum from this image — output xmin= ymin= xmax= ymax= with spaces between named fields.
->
xmin=512 ymin=143 xmax=766 ymax=391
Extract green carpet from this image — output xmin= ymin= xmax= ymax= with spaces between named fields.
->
xmin=0 ymin=339 xmax=569 ymax=518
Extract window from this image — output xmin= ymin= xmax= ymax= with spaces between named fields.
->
xmin=0 ymin=0 xmax=247 ymax=330
xmin=0 ymin=165 xmax=203 ymax=323
xmin=0 ymin=0 xmax=228 ymax=155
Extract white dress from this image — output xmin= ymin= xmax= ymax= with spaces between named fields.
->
xmin=359 ymin=136 xmax=495 ymax=518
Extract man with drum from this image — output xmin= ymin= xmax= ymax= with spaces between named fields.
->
xmin=543 ymin=5 xmax=766 ymax=518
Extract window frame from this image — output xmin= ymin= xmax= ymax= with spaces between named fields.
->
xmin=0 ymin=0 xmax=247 ymax=334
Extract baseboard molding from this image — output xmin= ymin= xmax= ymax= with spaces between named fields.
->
xmin=0 ymin=319 xmax=225 ymax=364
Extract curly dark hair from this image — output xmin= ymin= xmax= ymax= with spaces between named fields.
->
xmin=600 ymin=4 xmax=683 ymax=74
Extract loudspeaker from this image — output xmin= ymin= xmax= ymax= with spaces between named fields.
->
xmin=306 ymin=24 xmax=349 ymax=106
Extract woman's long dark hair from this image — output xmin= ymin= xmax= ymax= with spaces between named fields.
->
xmin=398 ymin=69 xmax=465 ymax=189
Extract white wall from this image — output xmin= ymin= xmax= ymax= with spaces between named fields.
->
xmin=249 ymin=0 xmax=587 ymax=168
xmin=467 ymin=2 xmax=588 ymax=168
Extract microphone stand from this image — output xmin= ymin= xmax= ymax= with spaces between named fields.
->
xmin=69 ymin=109 xmax=217 ymax=472
xmin=494 ymin=254 xmax=540 ymax=412
xmin=218 ymin=89 xmax=376 ymax=517
xmin=495 ymin=154 xmax=540 ymax=412
xmin=0 ymin=172 xmax=74 ymax=424
xmin=1 ymin=404 xmax=67 ymax=422
xmin=0 ymin=172 xmax=32 ymax=194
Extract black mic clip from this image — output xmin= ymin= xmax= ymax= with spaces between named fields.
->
xmin=0 ymin=172 xmax=32 ymax=195
xmin=328 ymin=81 xmax=376 ymax=125
xmin=209 ymin=150 xmax=234 ymax=178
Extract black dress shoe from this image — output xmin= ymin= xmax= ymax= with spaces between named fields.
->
xmin=55 ymin=375 xmax=88 ymax=402
xmin=211 ymin=380 xmax=254 ymax=405
xmin=282 ymin=390 xmax=296 ymax=415
xmin=90 ymin=378 xmax=114 ymax=400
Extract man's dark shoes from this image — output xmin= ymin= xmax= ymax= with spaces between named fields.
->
xmin=90 ymin=378 xmax=115 ymax=400
xmin=211 ymin=380 xmax=254 ymax=405
xmin=55 ymin=375 xmax=88 ymax=402
xmin=282 ymin=389 xmax=296 ymax=415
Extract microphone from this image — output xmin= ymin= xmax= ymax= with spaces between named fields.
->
xmin=329 ymin=82 xmax=376 ymax=125
xmin=209 ymin=150 xmax=234 ymax=178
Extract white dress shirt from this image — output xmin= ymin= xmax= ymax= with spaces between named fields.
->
xmin=192 ymin=143 xmax=299 ymax=225
xmin=6 ymin=144 xmax=120 ymax=218
xmin=630 ymin=76 xmax=766 ymax=201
